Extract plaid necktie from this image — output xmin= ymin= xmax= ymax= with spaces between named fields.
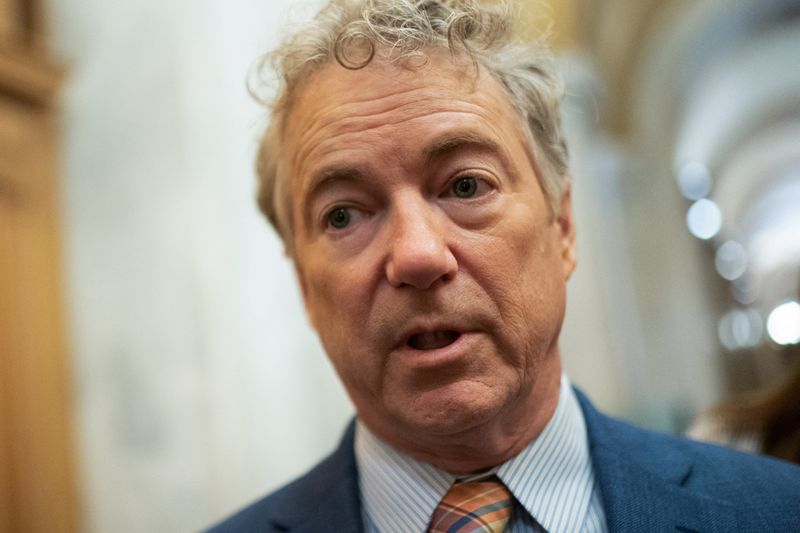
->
xmin=427 ymin=476 xmax=513 ymax=533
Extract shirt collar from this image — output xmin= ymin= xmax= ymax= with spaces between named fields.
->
xmin=355 ymin=374 xmax=597 ymax=533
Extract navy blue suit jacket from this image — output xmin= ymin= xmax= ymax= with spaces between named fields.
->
xmin=208 ymin=390 xmax=800 ymax=532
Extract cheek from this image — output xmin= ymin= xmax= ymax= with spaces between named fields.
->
xmin=474 ymin=214 xmax=564 ymax=352
xmin=303 ymin=252 xmax=352 ymax=305
xmin=302 ymin=259 xmax=373 ymax=352
xmin=516 ymin=236 xmax=567 ymax=347
xmin=303 ymin=277 xmax=364 ymax=387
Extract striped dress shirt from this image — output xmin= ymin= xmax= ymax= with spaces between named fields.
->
xmin=354 ymin=374 xmax=608 ymax=533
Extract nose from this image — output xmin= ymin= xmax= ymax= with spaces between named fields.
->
xmin=385 ymin=199 xmax=458 ymax=289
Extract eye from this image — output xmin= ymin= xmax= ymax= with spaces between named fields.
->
xmin=452 ymin=176 xmax=478 ymax=198
xmin=448 ymin=174 xmax=497 ymax=200
xmin=326 ymin=207 xmax=352 ymax=229
xmin=324 ymin=205 xmax=367 ymax=231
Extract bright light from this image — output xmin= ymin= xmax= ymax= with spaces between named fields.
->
xmin=714 ymin=240 xmax=747 ymax=280
xmin=718 ymin=308 xmax=763 ymax=351
xmin=766 ymin=301 xmax=800 ymax=345
xmin=677 ymin=161 xmax=712 ymax=200
xmin=686 ymin=199 xmax=722 ymax=240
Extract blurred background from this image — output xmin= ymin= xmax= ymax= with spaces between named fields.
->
xmin=1 ymin=0 xmax=799 ymax=531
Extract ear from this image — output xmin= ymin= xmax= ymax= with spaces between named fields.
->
xmin=556 ymin=179 xmax=577 ymax=281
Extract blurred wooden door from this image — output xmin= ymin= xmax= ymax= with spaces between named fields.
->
xmin=0 ymin=1 xmax=78 ymax=532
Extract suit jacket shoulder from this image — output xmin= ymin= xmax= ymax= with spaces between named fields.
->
xmin=576 ymin=389 xmax=800 ymax=533
xmin=205 ymin=422 xmax=362 ymax=533
xmin=209 ymin=393 xmax=800 ymax=533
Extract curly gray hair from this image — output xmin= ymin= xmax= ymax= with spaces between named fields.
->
xmin=254 ymin=0 xmax=568 ymax=254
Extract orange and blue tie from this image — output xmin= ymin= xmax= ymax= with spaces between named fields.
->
xmin=427 ymin=476 xmax=513 ymax=533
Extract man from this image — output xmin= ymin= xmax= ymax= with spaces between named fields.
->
xmin=210 ymin=1 xmax=800 ymax=531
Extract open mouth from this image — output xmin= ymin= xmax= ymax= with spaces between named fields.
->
xmin=406 ymin=330 xmax=461 ymax=350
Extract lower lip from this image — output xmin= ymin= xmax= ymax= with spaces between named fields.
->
xmin=395 ymin=332 xmax=479 ymax=369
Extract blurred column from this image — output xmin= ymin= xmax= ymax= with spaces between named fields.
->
xmin=0 ymin=0 xmax=78 ymax=531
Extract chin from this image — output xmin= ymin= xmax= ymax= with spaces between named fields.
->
xmin=392 ymin=380 xmax=511 ymax=437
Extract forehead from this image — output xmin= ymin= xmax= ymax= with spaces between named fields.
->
xmin=286 ymin=52 xmax=521 ymax=142
xmin=282 ymin=51 xmax=531 ymax=206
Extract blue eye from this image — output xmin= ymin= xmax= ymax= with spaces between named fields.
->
xmin=327 ymin=207 xmax=351 ymax=229
xmin=452 ymin=176 xmax=478 ymax=198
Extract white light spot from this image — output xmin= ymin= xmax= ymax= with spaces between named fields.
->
xmin=714 ymin=240 xmax=747 ymax=280
xmin=731 ymin=275 xmax=758 ymax=305
xmin=686 ymin=199 xmax=722 ymax=240
xmin=718 ymin=308 xmax=763 ymax=351
xmin=677 ymin=161 xmax=712 ymax=200
xmin=766 ymin=301 xmax=800 ymax=345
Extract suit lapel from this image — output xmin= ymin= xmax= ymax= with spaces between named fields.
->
xmin=269 ymin=422 xmax=364 ymax=533
xmin=576 ymin=389 xmax=739 ymax=533
xmin=287 ymin=479 xmax=363 ymax=533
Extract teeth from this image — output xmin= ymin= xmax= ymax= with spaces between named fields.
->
xmin=408 ymin=331 xmax=460 ymax=350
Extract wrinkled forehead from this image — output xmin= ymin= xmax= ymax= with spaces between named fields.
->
xmin=281 ymin=50 xmax=528 ymax=174
xmin=285 ymin=50 xmax=487 ymax=134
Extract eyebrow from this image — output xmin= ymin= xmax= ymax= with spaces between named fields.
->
xmin=299 ymin=165 xmax=371 ymax=228
xmin=299 ymin=131 xmax=515 ymax=222
xmin=423 ymin=132 xmax=518 ymax=184
xmin=302 ymin=165 xmax=370 ymax=205
xmin=423 ymin=132 xmax=506 ymax=166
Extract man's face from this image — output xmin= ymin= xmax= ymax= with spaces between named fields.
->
xmin=284 ymin=52 xmax=576 ymax=453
